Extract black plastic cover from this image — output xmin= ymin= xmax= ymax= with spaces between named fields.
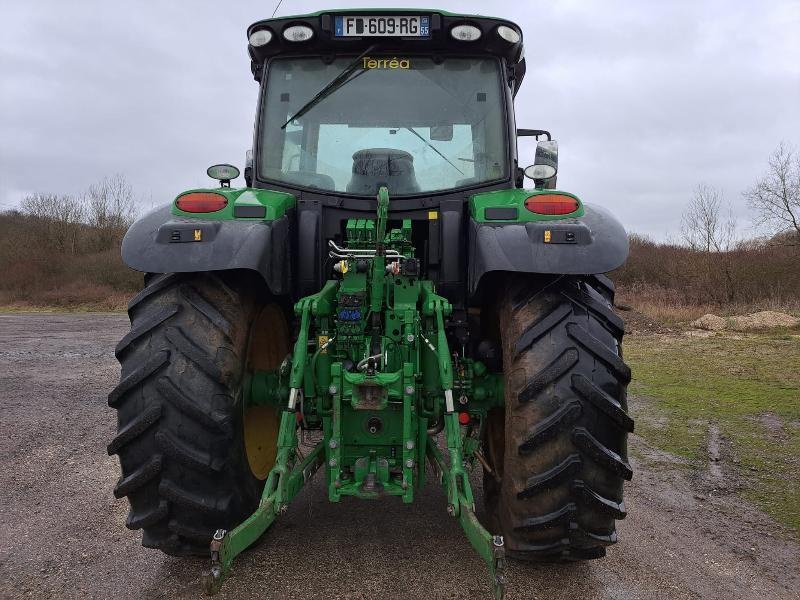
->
xmin=121 ymin=205 xmax=292 ymax=295
xmin=468 ymin=203 xmax=629 ymax=296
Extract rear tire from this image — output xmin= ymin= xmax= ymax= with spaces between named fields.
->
xmin=108 ymin=272 xmax=286 ymax=555
xmin=485 ymin=275 xmax=633 ymax=560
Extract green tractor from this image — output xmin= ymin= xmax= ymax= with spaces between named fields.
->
xmin=108 ymin=9 xmax=632 ymax=598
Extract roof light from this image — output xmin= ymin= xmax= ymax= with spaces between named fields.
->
xmin=450 ymin=24 xmax=481 ymax=42
xmin=176 ymin=192 xmax=228 ymax=213
xmin=524 ymin=194 xmax=579 ymax=216
xmin=283 ymin=25 xmax=314 ymax=42
xmin=248 ymin=29 xmax=273 ymax=47
xmin=497 ymin=25 xmax=521 ymax=44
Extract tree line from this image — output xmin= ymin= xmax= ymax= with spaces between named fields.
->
xmin=16 ymin=173 xmax=137 ymax=254
xmin=617 ymin=142 xmax=800 ymax=307
xmin=680 ymin=142 xmax=800 ymax=252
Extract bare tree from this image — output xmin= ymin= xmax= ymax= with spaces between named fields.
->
xmin=85 ymin=174 xmax=137 ymax=249
xmin=680 ymin=183 xmax=736 ymax=252
xmin=21 ymin=192 xmax=85 ymax=254
xmin=745 ymin=142 xmax=800 ymax=243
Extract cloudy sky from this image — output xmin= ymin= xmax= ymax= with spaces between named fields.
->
xmin=1 ymin=0 xmax=798 ymax=239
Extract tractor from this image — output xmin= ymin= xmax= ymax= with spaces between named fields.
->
xmin=108 ymin=9 xmax=632 ymax=598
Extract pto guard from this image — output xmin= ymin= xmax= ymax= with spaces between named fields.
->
xmin=468 ymin=203 xmax=629 ymax=296
xmin=121 ymin=204 xmax=292 ymax=295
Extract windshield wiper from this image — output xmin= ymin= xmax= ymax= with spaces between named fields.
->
xmin=405 ymin=127 xmax=464 ymax=175
xmin=281 ymin=45 xmax=378 ymax=129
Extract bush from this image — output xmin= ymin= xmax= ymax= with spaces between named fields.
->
xmin=0 ymin=211 xmax=141 ymax=310
xmin=613 ymin=234 xmax=800 ymax=318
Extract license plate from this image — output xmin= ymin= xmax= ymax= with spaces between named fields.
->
xmin=334 ymin=15 xmax=430 ymax=37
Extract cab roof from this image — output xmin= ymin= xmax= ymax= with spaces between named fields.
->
xmin=246 ymin=8 xmax=526 ymax=93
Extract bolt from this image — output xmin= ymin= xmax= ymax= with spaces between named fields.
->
xmin=406 ymin=333 xmax=415 ymax=343
xmin=328 ymin=458 xmax=337 ymax=468
xmin=329 ymin=439 xmax=338 ymax=449
xmin=447 ymin=504 xmax=455 ymax=517
xmin=404 ymin=385 xmax=415 ymax=396
xmin=328 ymin=384 xmax=338 ymax=395
xmin=405 ymin=440 xmax=414 ymax=450
xmin=405 ymin=458 xmax=415 ymax=468
xmin=401 ymin=478 xmax=408 ymax=490
xmin=334 ymin=479 xmax=342 ymax=489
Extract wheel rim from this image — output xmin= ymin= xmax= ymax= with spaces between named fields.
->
xmin=243 ymin=304 xmax=289 ymax=480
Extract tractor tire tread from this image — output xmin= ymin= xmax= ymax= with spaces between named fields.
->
xmin=107 ymin=351 xmax=170 ymax=408
xmin=571 ymin=374 xmax=634 ymax=432
xmin=490 ymin=275 xmax=632 ymax=562
xmin=113 ymin=454 xmax=162 ymax=499
xmin=109 ymin=273 xmax=265 ymax=556
xmin=518 ymin=401 xmax=582 ymax=455
xmin=155 ymin=430 xmax=224 ymax=474
xmin=107 ymin=404 xmax=162 ymax=455
xmin=115 ymin=304 xmax=180 ymax=358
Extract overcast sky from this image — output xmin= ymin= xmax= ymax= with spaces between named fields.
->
xmin=1 ymin=0 xmax=798 ymax=239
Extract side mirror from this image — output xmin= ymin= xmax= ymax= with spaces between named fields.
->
xmin=207 ymin=164 xmax=240 ymax=188
xmin=524 ymin=140 xmax=558 ymax=189
xmin=244 ymin=150 xmax=253 ymax=187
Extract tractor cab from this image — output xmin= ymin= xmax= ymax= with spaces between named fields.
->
xmin=244 ymin=10 xmax=537 ymax=299
xmin=247 ymin=11 xmax=526 ymax=199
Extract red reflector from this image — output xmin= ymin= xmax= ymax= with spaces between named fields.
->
xmin=524 ymin=194 xmax=579 ymax=215
xmin=176 ymin=192 xmax=228 ymax=213
xmin=458 ymin=412 xmax=471 ymax=425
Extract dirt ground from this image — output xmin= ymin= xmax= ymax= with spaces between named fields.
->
xmin=0 ymin=313 xmax=798 ymax=600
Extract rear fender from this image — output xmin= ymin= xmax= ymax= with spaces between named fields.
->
xmin=122 ymin=188 xmax=295 ymax=295
xmin=468 ymin=191 xmax=628 ymax=296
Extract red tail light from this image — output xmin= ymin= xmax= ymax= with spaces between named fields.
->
xmin=524 ymin=194 xmax=579 ymax=215
xmin=176 ymin=192 xmax=227 ymax=213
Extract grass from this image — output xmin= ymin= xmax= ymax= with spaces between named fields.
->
xmin=625 ymin=331 xmax=800 ymax=533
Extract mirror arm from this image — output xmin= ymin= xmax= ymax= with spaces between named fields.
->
xmin=516 ymin=128 xmax=551 ymax=141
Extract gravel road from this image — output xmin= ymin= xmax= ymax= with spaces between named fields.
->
xmin=0 ymin=313 xmax=797 ymax=599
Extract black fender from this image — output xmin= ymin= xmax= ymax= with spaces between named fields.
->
xmin=468 ymin=203 xmax=628 ymax=296
xmin=121 ymin=204 xmax=292 ymax=295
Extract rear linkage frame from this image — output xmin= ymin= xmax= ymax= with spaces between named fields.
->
xmin=201 ymin=188 xmax=506 ymax=599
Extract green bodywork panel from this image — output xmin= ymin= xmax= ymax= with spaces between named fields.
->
xmin=470 ymin=188 xmax=584 ymax=223
xmin=172 ymin=187 xmax=295 ymax=220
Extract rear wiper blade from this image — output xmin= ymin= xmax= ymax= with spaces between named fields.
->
xmin=281 ymin=44 xmax=377 ymax=129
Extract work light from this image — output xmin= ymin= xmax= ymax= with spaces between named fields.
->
xmin=248 ymin=29 xmax=272 ymax=47
xmin=283 ymin=25 xmax=314 ymax=42
xmin=450 ymin=24 xmax=481 ymax=41
xmin=496 ymin=25 xmax=520 ymax=44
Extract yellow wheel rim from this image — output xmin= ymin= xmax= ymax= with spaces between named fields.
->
xmin=243 ymin=405 xmax=279 ymax=480
xmin=244 ymin=304 xmax=289 ymax=480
